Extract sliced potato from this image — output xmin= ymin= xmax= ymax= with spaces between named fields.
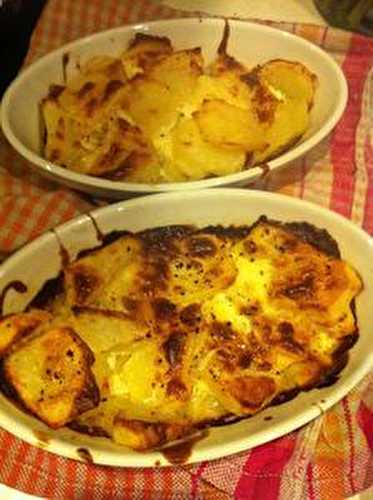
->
xmin=258 ymin=59 xmax=317 ymax=109
xmin=195 ymin=99 xmax=267 ymax=151
xmin=125 ymin=79 xmax=181 ymax=139
xmin=121 ymin=33 xmax=173 ymax=79
xmin=113 ymin=417 xmax=191 ymax=450
xmin=167 ymin=116 xmax=246 ymax=180
xmin=0 ymin=310 xmax=51 ymax=357
xmin=253 ymin=97 xmax=309 ymax=164
xmin=3 ymin=326 xmax=99 ymax=428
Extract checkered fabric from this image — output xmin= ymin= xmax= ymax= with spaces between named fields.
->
xmin=0 ymin=1 xmax=372 ymax=498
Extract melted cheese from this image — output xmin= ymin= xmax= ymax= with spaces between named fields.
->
xmin=0 ymin=218 xmax=362 ymax=450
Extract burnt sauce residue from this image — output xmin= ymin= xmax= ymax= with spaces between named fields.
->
xmin=29 ymin=274 xmax=64 ymax=310
xmin=62 ymin=52 xmax=70 ymax=83
xmin=161 ymin=431 xmax=208 ymax=465
xmin=218 ymin=19 xmax=230 ymax=55
xmin=0 ymin=281 xmax=28 ymax=316
xmin=258 ymin=163 xmax=270 ymax=178
xmin=86 ymin=213 xmax=105 ymax=242
xmin=52 ymin=228 xmax=70 ymax=267
xmin=77 ymin=447 xmax=94 ymax=464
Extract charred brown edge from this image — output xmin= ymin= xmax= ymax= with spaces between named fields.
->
xmin=251 ymin=215 xmax=340 ymax=258
xmin=28 ymin=272 xmax=64 ymax=310
xmin=217 ymin=19 xmax=230 ymax=55
xmin=127 ymin=32 xmax=173 ymax=50
xmin=0 ymin=218 xmax=360 ymax=437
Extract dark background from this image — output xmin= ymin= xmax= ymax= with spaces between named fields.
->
xmin=0 ymin=0 xmax=46 ymax=97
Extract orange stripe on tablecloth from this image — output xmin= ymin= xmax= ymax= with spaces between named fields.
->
xmin=0 ymin=197 xmax=17 ymax=234
xmin=1 ymin=195 xmax=37 ymax=250
xmin=75 ymin=0 xmax=89 ymax=40
xmin=27 ymin=192 xmax=66 ymax=240
xmin=3 ymin=442 xmax=35 ymax=490
xmin=43 ymin=454 xmax=59 ymax=498
xmin=1 ymin=439 xmax=28 ymax=487
xmin=330 ymin=34 xmax=373 ymax=218
xmin=59 ymin=197 xmax=80 ymax=222
xmin=61 ymin=0 xmax=76 ymax=43
xmin=106 ymin=0 xmax=119 ymax=27
xmin=0 ymin=431 xmax=13 ymax=474
xmin=63 ymin=458 xmax=78 ymax=500
xmin=18 ymin=448 xmax=46 ymax=496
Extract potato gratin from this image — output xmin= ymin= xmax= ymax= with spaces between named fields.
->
xmin=0 ymin=217 xmax=362 ymax=451
xmin=41 ymin=26 xmax=317 ymax=182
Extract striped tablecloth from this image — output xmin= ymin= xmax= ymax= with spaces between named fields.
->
xmin=0 ymin=1 xmax=373 ymax=498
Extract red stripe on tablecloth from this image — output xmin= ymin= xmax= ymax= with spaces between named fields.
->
xmin=101 ymin=468 xmax=115 ymax=500
xmin=44 ymin=454 xmax=59 ymax=498
xmin=162 ymin=467 xmax=174 ymax=500
xmin=342 ymin=397 xmax=356 ymax=493
xmin=5 ymin=442 xmax=35 ymax=489
xmin=143 ymin=469 xmax=155 ymax=500
xmin=234 ymin=435 xmax=297 ymax=500
xmin=191 ymin=462 xmax=208 ymax=499
xmin=306 ymin=462 xmax=316 ymax=500
xmin=24 ymin=448 xmax=46 ymax=496
xmin=358 ymin=402 xmax=373 ymax=451
xmin=64 ymin=456 xmax=78 ymax=499
xmin=329 ymin=34 xmax=373 ymax=218
xmin=363 ymin=133 xmax=373 ymax=234
xmin=83 ymin=463 xmax=97 ymax=499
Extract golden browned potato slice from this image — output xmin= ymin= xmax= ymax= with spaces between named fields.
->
xmin=112 ymin=417 xmax=191 ymax=451
xmin=252 ymin=98 xmax=310 ymax=164
xmin=0 ymin=310 xmax=51 ymax=356
xmin=64 ymin=234 xmax=142 ymax=307
xmin=121 ymin=33 xmax=173 ymax=79
xmin=209 ymin=52 xmax=248 ymax=78
xmin=195 ymin=99 xmax=267 ymax=152
xmin=166 ymin=116 xmax=246 ymax=180
xmin=103 ymin=148 xmax=163 ymax=183
xmin=258 ymin=59 xmax=317 ymax=110
xmin=125 ymin=49 xmax=203 ymax=141
xmin=3 ymin=326 xmax=99 ymax=428
xmin=124 ymin=79 xmax=180 ymax=140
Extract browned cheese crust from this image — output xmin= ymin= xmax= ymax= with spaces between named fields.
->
xmin=0 ymin=217 xmax=362 ymax=449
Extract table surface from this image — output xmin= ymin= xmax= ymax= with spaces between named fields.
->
xmin=0 ymin=1 xmax=372 ymax=499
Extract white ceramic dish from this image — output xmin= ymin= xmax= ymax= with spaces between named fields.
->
xmin=1 ymin=18 xmax=347 ymax=199
xmin=0 ymin=189 xmax=372 ymax=467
